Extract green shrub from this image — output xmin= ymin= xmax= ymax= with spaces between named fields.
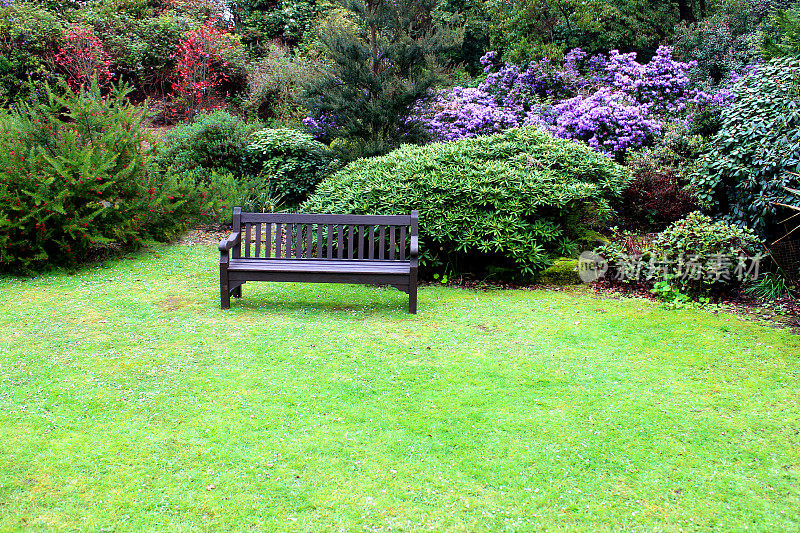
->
xmin=0 ymin=81 xmax=215 ymax=272
xmin=0 ymin=2 xmax=66 ymax=102
xmin=246 ymin=128 xmax=337 ymax=205
xmin=302 ymin=127 xmax=631 ymax=278
xmin=597 ymin=212 xmax=763 ymax=296
xmin=694 ymin=57 xmax=800 ymax=235
xmin=209 ymin=171 xmax=287 ymax=224
xmin=155 ymin=110 xmax=261 ymax=182
xmin=242 ymin=44 xmax=318 ymax=125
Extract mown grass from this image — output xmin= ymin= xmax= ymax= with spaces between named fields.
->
xmin=1 ymin=244 xmax=799 ymax=532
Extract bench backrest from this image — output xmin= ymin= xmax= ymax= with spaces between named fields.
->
xmin=231 ymin=209 xmax=419 ymax=261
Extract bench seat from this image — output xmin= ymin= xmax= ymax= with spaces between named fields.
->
xmin=227 ymin=259 xmax=411 ymax=275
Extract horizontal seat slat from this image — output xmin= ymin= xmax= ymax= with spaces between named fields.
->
xmin=241 ymin=212 xmax=412 ymax=225
xmin=228 ymin=259 xmax=411 ymax=275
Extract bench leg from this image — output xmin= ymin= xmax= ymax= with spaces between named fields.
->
xmin=408 ymin=281 xmax=417 ymax=314
xmin=220 ymin=267 xmax=230 ymax=310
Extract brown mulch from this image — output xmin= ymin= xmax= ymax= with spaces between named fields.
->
xmin=177 ymin=224 xmax=230 ymax=246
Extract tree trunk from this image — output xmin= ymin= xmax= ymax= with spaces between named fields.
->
xmin=676 ymin=0 xmax=695 ymax=23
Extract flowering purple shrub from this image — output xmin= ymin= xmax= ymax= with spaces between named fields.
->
xmin=304 ymin=46 xmax=743 ymax=160
xmin=302 ymin=114 xmax=337 ymax=142
xmin=606 ymin=46 xmax=698 ymax=113
xmin=551 ymin=89 xmax=662 ymax=157
xmin=417 ymin=86 xmax=520 ymax=141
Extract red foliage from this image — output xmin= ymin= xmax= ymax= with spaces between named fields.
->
xmin=52 ymin=24 xmax=113 ymax=90
xmin=169 ymin=20 xmax=235 ymax=120
xmin=617 ymin=162 xmax=698 ymax=232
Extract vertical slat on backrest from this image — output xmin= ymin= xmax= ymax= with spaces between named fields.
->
xmin=389 ymin=225 xmax=396 ymax=260
xmin=265 ymin=223 xmax=273 ymax=258
xmin=232 ymin=207 xmax=242 ymax=259
xmin=326 ymin=224 xmax=333 ymax=259
xmin=378 ymin=226 xmax=385 ymax=260
xmin=316 ymin=224 xmax=323 ymax=258
xmin=254 ymin=223 xmax=262 ymax=258
xmin=337 ymin=225 xmax=343 ymax=259
xmin=244 ymin=223 xmax=252 ymax=258
xmin=399 ymin=226 xmax=406 ymax=260
xmin=306 ymin=224 xmax=313 ymax=259
xmin=368 ymin=226 xmax=375 ymax=259
xmin=275 ymin=223 xmax=283 ymax=258
xmin=348 ymin=225 xmax=354 ymax=259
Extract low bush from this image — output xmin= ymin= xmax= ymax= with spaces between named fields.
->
xmin=303 ymin=127 xmax=631 ymax=278
xmin=0 ymin=81 xmax=215 ymax=272
xmin=155 ymin=110 xmax=261 ymax=182
xmin=596 ymin=212 xmax=763 ymax=296
xmin=209 ymin=171 xmax=287 ymax=224
xmin=247 ymin=128 xmax=337 ymax=205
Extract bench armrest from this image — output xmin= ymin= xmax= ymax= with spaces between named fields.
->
xmin=410 ymin=235 xmax=419 ymax=257
xmin=219 ymin=232 xmax=240 ymax=253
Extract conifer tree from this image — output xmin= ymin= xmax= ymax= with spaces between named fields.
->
xmin=300 ymin=0 xmax=462 ymax=158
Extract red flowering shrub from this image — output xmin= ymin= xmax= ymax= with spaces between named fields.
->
xmin=169 ymin=19 xmax=239 ymax=120
xmin=52 ymin=23 xmax=113 ymax=90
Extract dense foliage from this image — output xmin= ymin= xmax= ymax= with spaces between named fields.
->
xmin=242 ymin=43 xmax=318 ymax=124
xmin=299 ymin=0 xmax=461 ymax=158
xmin=156 ymin=110 xmax=261 ymax=183
xmin=246 ymin=128 xmax=337 ymax=204
xmin=0 ymin=2 xmax=65 ymax=102
xmin=694 ymin=57 xmax=800 ymax=235
xmin=616 ymin=154 xmax=698 ymax=232
xmin=303 ymin=127 xmax=631 ymax=277
xmin=0 ymin=81 xmax=214 ymax=272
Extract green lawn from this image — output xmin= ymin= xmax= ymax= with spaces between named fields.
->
xmin=1 ymin=244 xmax=799 ymax=532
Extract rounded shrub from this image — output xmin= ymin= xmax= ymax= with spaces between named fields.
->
xmin=155 ymin=110 xmax=261 ymax=182
xmin=247 ymin=128 xmax=337 ymax=205
xmin=302 ymin=127 xmax=631 ymax=278
xmin=694 ymin=57 xmax=800 ymax=235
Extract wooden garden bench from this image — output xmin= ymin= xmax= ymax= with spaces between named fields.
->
xmin=219 ymin=208 xmax=419 ymax=313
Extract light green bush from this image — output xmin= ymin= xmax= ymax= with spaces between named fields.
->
xmin=303 ymin=127 xmax=631 ymax=278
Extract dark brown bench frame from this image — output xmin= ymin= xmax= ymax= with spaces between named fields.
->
xmin=219 ymin=208 xmax=419 ymax=313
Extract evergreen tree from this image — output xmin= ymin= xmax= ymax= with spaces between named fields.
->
xmin=300 ymin=0 xmax=462 ymax=159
